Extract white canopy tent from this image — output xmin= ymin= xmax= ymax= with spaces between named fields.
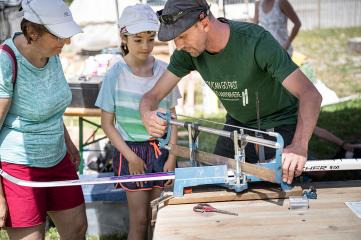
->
xmin=68 ymin=0 xmax=221 ymax=51
xmin=69 ymin=0 xmax=139 ymax=51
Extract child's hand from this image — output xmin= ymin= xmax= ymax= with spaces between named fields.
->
xmin=163 ymin=157 xmax=176 ymax=187
xmin=128 ymin=157 xmax=147 ymax=187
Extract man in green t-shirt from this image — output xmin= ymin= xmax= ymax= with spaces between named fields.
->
xmin=140 ymin=0 xmax=322 ymax=184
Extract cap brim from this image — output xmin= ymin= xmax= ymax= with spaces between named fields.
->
xmin=126 ymin=22 xmax=159 ymax=35
xmin=158 ymin=12 xmax=199 ymax=41
xmin=46 ymin=20 xmax=83 ymax=39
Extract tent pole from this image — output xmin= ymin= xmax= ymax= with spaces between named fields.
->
xmin=114 ymin=0 xmax=120 ymax=48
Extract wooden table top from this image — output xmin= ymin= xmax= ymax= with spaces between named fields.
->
xmin=64 ymin=107 xmax=101 ymax=117
xmin=153 ymin=180 xmax=361 ymax=240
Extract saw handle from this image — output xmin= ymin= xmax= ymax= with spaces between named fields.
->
xmin=156 ymin=112 xmax=172 ymax=149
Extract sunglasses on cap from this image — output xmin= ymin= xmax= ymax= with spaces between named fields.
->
xmin=157 ymin=6 xmax=209 ymax=25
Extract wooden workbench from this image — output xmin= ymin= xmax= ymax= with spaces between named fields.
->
xmin=153 ymin=180 xmax=361 ymax=240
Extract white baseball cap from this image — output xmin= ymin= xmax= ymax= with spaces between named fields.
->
xmin=118 ymin=4 xmax=159 ymax=35
xmin=22 ymin=0 xmax=82 ymax=38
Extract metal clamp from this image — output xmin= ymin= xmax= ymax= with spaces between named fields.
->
xmin=303 ymin=186 xmax=317 ymax=199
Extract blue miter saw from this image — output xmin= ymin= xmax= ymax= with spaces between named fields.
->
xmin=2 ymin=112 xmax=358 ymax=193
xmin=156 ymin=112 xmax=292 ymax=197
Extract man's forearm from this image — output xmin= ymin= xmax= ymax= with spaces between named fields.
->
xmin=139 ymin=92 xmax=161 ymax=120
xmin=292 ymin=91 xmax=322 ymax=148
xmin=140 ymin=69 xmax=181 ymax=121
xmin=139 ymin=70 xmax=181 ymax=137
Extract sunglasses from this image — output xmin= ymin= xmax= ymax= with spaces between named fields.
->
xmin=157 ymin=6 xmax=209 ymax=25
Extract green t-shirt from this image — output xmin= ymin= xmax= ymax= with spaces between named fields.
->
xmin=168 ymin=20 xmax=299 ymax=129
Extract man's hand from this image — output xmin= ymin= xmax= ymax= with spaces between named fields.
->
xmin=282 ymin=143 xmax=307 ymax=184
xmin=142 ymin=110 xmax=167 ymax=138
xmin=0 ymin=197 xmax=8 ymax=228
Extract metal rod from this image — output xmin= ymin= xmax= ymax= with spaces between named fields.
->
xmin=233 ymin=130 xmax=241 ymax=186
xmin=79 ymin=116 xmax=84 ymax=174
xmin=187 ymin=123 xmax=195 ymax=166
xmin=176 ymin=113 xmax=272 ymax=135
xmin=169 ymin=119 xmax=281 ymax=149
xmin=114 ymin=0 xmax=121 ymax=48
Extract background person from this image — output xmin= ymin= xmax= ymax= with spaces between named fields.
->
xmin=314 ymin=127 xmax=361 ymax=154
xmin=253 ymin=0 xmax=301 ymax=56
xmin=0 ymin=0 xmax=87 ymax=239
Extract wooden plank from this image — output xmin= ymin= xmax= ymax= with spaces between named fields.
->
xmin=167 ymin=185 xmax=302 ymax=205
xmin=64 ymin=107 xmax=101 ymax=117
xmin=168 ymin=144 xmax=276 ymax=183
xmin=154 ymin=180 xmax=361 ymax=240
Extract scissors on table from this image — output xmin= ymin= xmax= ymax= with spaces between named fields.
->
xmin=193 ymin=203 xmax=238 ymax=216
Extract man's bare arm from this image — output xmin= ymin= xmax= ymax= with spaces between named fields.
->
xmin=139 ymin=69 xmax=181 ymax=137
xmin=281 ymin=69 xmax=322 ymax=183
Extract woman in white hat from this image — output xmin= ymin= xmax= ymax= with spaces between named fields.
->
xmin=0 ymin=0 xmax=87 ymax=239
xmin=95 ymin=4 xmax=180 ymax=239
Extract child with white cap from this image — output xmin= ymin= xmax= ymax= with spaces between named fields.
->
xmin=95 ymin=4 xmax=181 ymax=239
xmin=0 ymin=0 xmax=87 ymax=238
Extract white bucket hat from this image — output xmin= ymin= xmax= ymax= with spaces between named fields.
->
xmin=119 ymin=4 xmax=159 ymax=35
xmin=21 ymin=0 xmax=82 ymax=38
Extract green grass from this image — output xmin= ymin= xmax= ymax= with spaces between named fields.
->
xmin=309 ymin=99 xmax=361 ymax=159
xmin=0 ymin=228 xmax=127 ymax=240
xmin=293 ymin=27 xmax=361 ymax=97
xmin=0 ymin=228 xmax=60 ymax=240
xmin=0 ymin=230 xmax=8 ymax=239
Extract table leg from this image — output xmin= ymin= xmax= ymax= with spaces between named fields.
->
xmin=79 ymin=116 xmax=84 ymax=174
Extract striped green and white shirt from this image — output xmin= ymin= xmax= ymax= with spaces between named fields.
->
xmin=95 ymin=57 xmax=181 ymax=142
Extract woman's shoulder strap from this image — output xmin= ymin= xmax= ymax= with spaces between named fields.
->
xmin=0 ymin=44 xmax=17 ymax=86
